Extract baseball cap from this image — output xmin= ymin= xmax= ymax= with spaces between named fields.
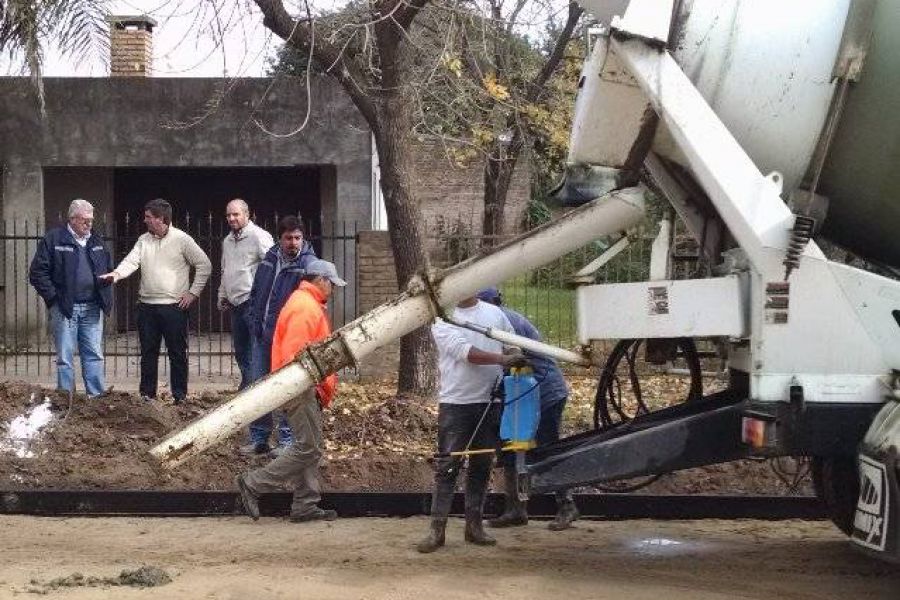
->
xmin=476 ymin=287 xmax=502 ymax=304
xmin=306 ymin=260 xmax=347 ymax=287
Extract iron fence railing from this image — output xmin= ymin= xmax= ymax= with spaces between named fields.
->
xmin=0 ymin=217 xmax=357 ymax=383
xmin=426 ymin=216 xmax=681 ymax=348
xmin=1 ymin=212 xmax=706 ymax=383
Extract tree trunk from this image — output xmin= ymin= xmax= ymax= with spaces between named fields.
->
xmin=482 ymin=144 xmax=522 ymax=247
xmin=375 ymin=98 xmax=438 ymax=398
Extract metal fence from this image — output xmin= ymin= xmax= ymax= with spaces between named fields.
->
xmin=0 ymin=216 xmax=357 ymax=385
xmin=425 ymin=215 xmax=699 ymax=348
xmin=1 ymin=212 xmax=701 ymax=384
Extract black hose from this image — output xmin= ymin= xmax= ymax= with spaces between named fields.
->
xmin=594 ymin=337 xmax=702 ymax=430
xmin=590 ymin=337 xmax=704 ymax=492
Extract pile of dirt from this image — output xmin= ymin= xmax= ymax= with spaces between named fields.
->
xmin=0 ymin=377 xmax=811 ymax=495
xmin=27 ymin=565 xmax=172 ymax=593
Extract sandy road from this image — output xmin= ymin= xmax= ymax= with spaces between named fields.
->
xmin=1 ymin=515 xmax=898 ymax=599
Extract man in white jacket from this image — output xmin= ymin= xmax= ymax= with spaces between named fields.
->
xmin=100 ymin=198 xmax=211 ymax=403
xmin=217 ymin=199 xmax=273 ymax=391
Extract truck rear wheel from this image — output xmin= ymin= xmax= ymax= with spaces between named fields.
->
xmin=811 ymin=455 xmax=859 ymax=535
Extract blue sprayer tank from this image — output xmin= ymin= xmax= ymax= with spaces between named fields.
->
xmin=500 ymin=367 xmax=541 ymax=450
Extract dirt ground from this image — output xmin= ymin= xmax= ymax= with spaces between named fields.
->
xmin=0 ymin=376 xmax=811 ymax=494
xmin=1 ymin=515 xmax=898 ymax=599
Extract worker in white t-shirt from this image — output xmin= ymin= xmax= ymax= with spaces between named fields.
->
xmin=416 ymin=295 xmax=525 ymax=553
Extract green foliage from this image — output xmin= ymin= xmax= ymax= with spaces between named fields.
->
xmin=523 ymin=198 xmax=552 ymax=230
xmin=527 ymin=238 xmax=610 ymax=286
xmin=526 ymin=34 xmax=586 ymax=198
xmin=500 ymin=276 xmax=577 ymax=346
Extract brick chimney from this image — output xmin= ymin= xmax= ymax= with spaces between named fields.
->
xmin=108 ymin=16 xmax=157 ymax=77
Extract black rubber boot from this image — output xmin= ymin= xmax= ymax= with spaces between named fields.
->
xmin=463 ymin=453 xmax=497 ymax=545
xmin=489 ymin=465 xmax=528 ymax=528
xmin=416 ymin=518 xmax=447 ymax=553
xmin=548 ymin=493 xmax=579 ymax=531
xmin=465 ymin=511 xmax=497 ymax=546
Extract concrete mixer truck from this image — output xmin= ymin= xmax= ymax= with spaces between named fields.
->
xmin=150 ymin=0 xmax=900 ymax=563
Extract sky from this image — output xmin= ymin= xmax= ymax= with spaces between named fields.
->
xmin=1 ymin=0 xmax=583 ymax=78
xmin=4 ymin=0 xmax=287 ymax=78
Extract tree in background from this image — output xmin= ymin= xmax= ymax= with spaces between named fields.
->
xmin=266 ymin=0 xmax=584 ymax=246
xmin=253 ymin=0 xmax=583 ymax=397
xmin=411 ymin=1 xmax=583 ymax=245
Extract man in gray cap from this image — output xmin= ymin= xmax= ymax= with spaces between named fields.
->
xmin=235 ymin=259 xmax=346 ymax=523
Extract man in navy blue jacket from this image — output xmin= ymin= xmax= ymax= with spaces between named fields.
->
xmin=476 ymin=287 xmax=579 ymax=531
xmin=29 ymin=199 xmax=113 ymax=397
xmin=242 ymin=215 xmax=317 ymax=455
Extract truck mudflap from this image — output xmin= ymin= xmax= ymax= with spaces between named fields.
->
xmin=851 ymin=400 xmax=900 ymax=563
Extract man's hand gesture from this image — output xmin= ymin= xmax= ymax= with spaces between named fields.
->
xmin=97 ymin=272 xmax=120 ymax=283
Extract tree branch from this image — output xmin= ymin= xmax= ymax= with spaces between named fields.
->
xmin=253 ymin=0 xmax=379 ymax=127
xmin=525 ymin=1 xmax=583 ymax=104
xmin=505 ymin=0 xmax=529 ymax=35
xmin=394 ymin=0 xmax=431 ymax=32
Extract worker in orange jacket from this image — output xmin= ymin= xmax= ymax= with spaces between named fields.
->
xmin=235 ymin=259 xmax=346 ymax=523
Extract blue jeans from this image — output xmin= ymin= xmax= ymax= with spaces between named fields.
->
xmin=231 ymin=301 xmax=253 ymax=390
xmin=50 ymin=302 xmax=105 ymax=397
xmin=535 ymin=397 xmax=568 ymax=446
xmin=247 ymin=335 xmax=293 ymax=447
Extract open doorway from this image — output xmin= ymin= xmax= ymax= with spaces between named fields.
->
xmin=112 ymin=167 xmax=322 ymax=332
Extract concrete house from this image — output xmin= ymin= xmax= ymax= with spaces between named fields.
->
xmin=0 ymin=16 xmax=528 ymax=379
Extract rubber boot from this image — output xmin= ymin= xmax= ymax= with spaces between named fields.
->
xmin=548 ymin=492 xmax=579 ymax=531
xmin=465 ymin=511 xmax=497 ymax=546
xmin=462 ymin=450 xmax=496 ymax=545
xmin=416 ymin=518 xmax=447 ymax=553
xmin=489 ymin=464 xmax=528 ymax=528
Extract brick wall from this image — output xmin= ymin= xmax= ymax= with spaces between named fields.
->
xmin=110 ymin=21 xmax=153 ymax=77
xmin=357 ymin=231 xmax=399 ymax=313
xmin=356 ymin=230 xmax=400 ymax=377
xmin=356 ymin=144 xmax=532 ymax=380
xmin=412 ymin=141 xmax=531 ymax=235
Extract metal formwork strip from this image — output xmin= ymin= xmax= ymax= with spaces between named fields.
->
xmin=0 ymin=491 xmax=826 ymax=520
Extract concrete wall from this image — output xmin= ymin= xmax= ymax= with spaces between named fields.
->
xmin=0 ymin=76 xmax=534 ymax=350
xmin=0 ymin=76 xmax=372 ymax=222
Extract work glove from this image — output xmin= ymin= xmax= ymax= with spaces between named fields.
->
xmin=502 ymin=351 xmax=531 ymax=370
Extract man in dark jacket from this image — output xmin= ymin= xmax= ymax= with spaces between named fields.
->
xmin=29 ymin=199 xmax=113 ymax=397
xmin=242 ymin=215 xmax=317 ymax=455
xmin=476 ymin=287 xmax=580 ymax=531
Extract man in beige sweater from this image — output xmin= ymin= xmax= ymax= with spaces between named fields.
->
xmin=100 ymin=198 xmax=211 ymax=403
